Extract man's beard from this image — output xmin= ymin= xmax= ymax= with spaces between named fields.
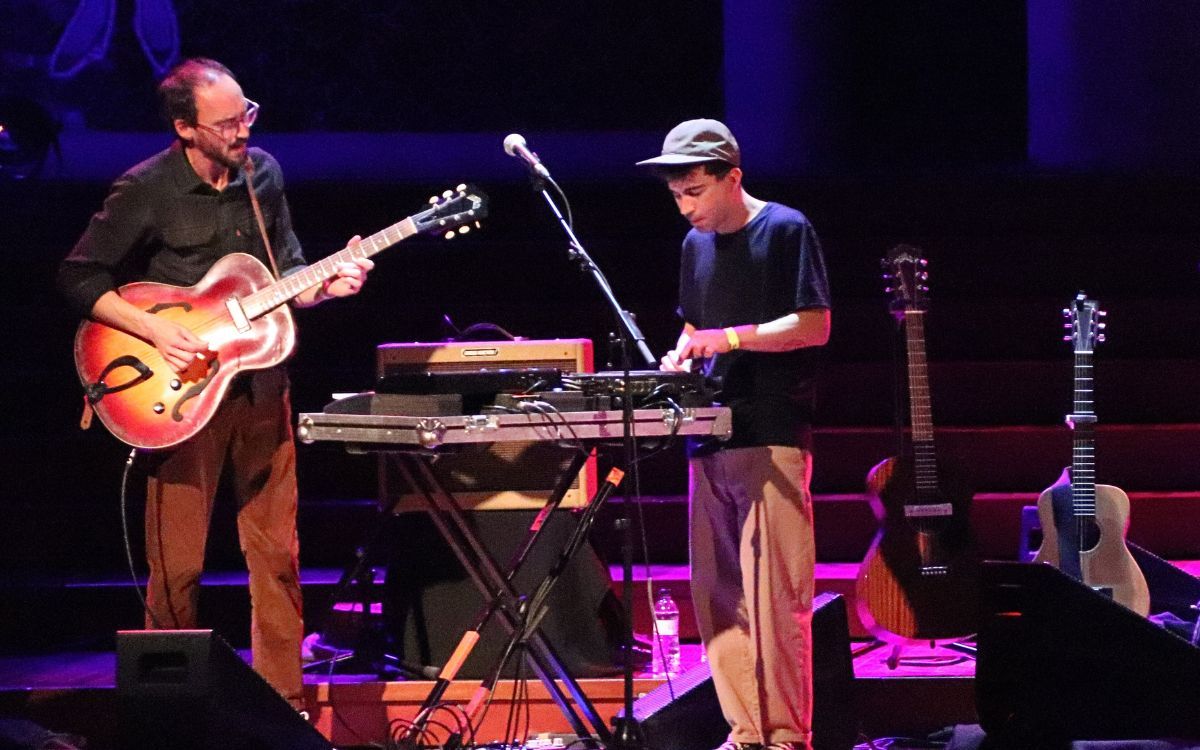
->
xmin=200 ymin=137 xmax=248 ymax=170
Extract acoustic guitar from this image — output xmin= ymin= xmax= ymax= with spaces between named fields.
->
xmin=74 ymin=185 xmax=487 ymax=450
xmin=855 ymin=245 xmax=980 ymax=642
xmin=1032 ymin=294 xmax=1149 ymax=615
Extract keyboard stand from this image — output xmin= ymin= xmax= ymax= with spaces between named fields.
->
xmin=388 ymin=449 xmax=610 ymax=744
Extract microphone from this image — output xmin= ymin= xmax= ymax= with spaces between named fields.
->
xmin=503 ymin=133 xmax=551 ymax=179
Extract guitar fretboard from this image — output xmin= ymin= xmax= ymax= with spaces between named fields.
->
xmin=242 ymin=216 xmax=419 ymax=319
xmin=904 ymin=310 xmax=940 ymax=500
xmin=1070 ymin=348 xmax=1097 ymax=519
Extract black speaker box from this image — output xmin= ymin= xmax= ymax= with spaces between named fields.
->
xmin=1129 ymin=540 xmax=1200 ymax=618
xmin=619 ymin=592 xmax=857 ymax=750
xmin=383 ymin=509 xmax=627 ymax=678
xmin=116 ymin=629 xmax=331 ymax=750
xmin=977 ymin=561 xmax=1200 ymax=745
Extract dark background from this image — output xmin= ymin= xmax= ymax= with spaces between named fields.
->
xmin=2 ymin=2 xmax=1200 ymax=581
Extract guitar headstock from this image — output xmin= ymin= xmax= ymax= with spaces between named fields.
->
xmin=882 ymin=244 xmax=929 ymax=317
xmin=1064 ymin=292 xmax=1106 ymax=353
xmin=413 ymin=184 xmax=489 ymax=239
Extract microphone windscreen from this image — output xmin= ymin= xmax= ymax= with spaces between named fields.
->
xmin=502 ymin=133 xmax=526 ymax=156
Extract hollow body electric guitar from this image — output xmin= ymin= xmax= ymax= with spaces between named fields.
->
xmin=74 ymin=185 xmax=487 ymax=450
xmin=1033 ymin=294 xmax=1149 ymax=615
xmin=856 ymin=245 xmax=980 ymax=642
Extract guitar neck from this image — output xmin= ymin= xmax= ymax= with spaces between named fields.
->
xmin=242 ymin=216 xmax=420 ymax=318
xmin=1070 ymin=348 xmax=1098 ymax=518
xmin=904 ymin=309 xmax=939 ymax=495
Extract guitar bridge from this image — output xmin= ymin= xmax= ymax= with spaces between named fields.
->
xmin=920 ymin=565 xmax=949 ymax=577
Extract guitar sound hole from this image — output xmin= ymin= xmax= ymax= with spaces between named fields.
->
xmin=1078 ymin=519 xmax=1102 ymax=552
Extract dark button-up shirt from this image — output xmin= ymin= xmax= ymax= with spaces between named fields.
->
xmin=57 ymin=142 xmax=306 ymax=316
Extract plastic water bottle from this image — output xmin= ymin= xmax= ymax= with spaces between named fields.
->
xmin=651 ymin=588 xmax=681 ymax=676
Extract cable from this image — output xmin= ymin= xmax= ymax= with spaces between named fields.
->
xmin=518 ymin=399 xmax=588 ymax=457
xmin=627 ymin=397 xmax=685 ymax=466
xmin=544 ymin=175 xmax=574 ymax=231
xmin=119 ymin=448 xmax=163 ymax=629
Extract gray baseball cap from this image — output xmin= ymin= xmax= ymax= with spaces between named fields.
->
xmin=636 ymin=118 xmax=741 ymax=167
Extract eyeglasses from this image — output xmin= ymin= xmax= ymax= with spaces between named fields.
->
xmin=194 ymin=99 xmax=259 ymax=140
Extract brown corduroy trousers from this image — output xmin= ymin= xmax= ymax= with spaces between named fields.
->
xmin=143 ymin=369 xmax=304 ymax=709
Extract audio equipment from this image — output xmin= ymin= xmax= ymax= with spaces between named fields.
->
xmin=382 ymin=508 xmax=627 ymax=679
xmin=375 ymin=339 xmax=594 ymax=511
xmin=977 ymin=562 xmax=1200 ymax=744
xmin=621 ymin=593 xmax=858 ymax=750
xmin=116 ymin=629 xmax=331 ymax=750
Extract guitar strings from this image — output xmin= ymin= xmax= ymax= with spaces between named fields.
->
xmin=103 ymin=240 xmax=381 ymax=368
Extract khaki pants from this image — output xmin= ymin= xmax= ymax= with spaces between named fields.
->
xmin=690 ymin=445 xmax=815 ymax=748
xmin=143 ymin=369 xmax=304 ymax=708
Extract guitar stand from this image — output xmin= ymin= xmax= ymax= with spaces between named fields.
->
xmin=389 ymin=448 xmax=614 ymax=747
xmin=858 ymin=638 xmax=977 ymax=671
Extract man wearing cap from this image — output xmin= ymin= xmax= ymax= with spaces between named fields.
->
xmin=639 ymin=119 xmax=831 ymax=750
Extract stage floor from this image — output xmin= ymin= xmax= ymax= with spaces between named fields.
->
xmin=0 ymin=638 xmax=976 ymax=748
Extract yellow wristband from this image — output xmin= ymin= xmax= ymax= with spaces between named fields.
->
xmin=723 ymin=326 xmax=740 ymax=351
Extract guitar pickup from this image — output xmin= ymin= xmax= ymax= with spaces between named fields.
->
xmin=904 ymin=503 xmax=953 ymax=518
xmin=225 ymin=296 xmax=251 ymax=333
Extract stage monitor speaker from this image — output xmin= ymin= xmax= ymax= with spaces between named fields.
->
xmin=384 ymin=508 xmax=625 ymax=679
xmin=376 ymin=338 xmax=595 ymax=511
xmin=1129 ymin=540 xmax=1200 ymax=617
xmin=116 ymin=629 xmax=331 ymax=750
xmin=977 ymin=561 xmax=1200 ymax=745
xmin=619 ymin=592 xmax=857 ymax=750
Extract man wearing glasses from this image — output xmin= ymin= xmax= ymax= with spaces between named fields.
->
xmin=57 ymin=58 xmax=372 ymax=713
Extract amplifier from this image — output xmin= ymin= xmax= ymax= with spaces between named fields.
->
xmin=376 ymin=339 xmax=595 ymax=510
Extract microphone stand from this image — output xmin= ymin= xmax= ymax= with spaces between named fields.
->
xmin=526 ymin=170 xmax=653 ymax=750
xmin=535 ymin=178 xmax=654 ymax=367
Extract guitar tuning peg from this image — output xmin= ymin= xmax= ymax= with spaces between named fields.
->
xmin=1098 ymin=310 xmax=1108 ymax=317
xmin=444 ymin=230 xmax=455 ymax=240
xmin=1098 ymin=322 xmax=1106 ymax=329
xmin=474 ymin=221 xmax=482 ymax=228
xmin=1063 ymin=323 xmax=1072 ymax=329
xmin=429 ymin=196 xmax=438 ymax=204
xmin=456 ymin=183 xmax=466 ymax=192
xmin=1062 ymin=308 xmax=1070 ymax=316
xmin=1063 ymin=335 xmax=1072 ymax=342
xmin=919 ymin=258 xmax=928 ymax=266
xmin=883 ymin=286 xmax=894 ymax=294
xmin=1097 ymin=334 xmax=1106 ymax=342
xmin=442 ymin=190 xmax=453 ymax=199
xmin=458 ymin=225 xmax=470 ymax=235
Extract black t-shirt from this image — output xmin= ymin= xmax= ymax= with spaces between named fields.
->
xmin=677 ymin=202 xmax=831 ymax=454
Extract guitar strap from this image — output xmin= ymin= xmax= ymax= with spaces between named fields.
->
xmin=241 ymin=156 xmax=282 ymax=281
